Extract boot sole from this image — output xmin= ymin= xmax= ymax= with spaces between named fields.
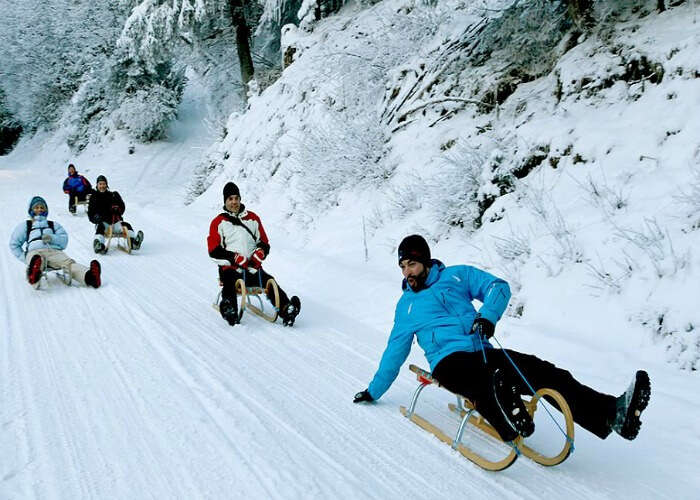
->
xmin=132 ymin=231 xmax=144 ymax=250
xmin=27 ymin=255 xmax=43 ymax=285
xmin=282 ymin=296 xmax=301 ymax=326
xmin=620 ymin=370 xmax=651 ymax=439
xmin=89 ymin=260 xmax=101 ymax=288
xmin=493 ymin=369 xmax=535 ymax=439
xmin=220 ymin=302 xmax=239 ymax=326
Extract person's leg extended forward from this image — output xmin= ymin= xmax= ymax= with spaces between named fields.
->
xmin=44 ymin=249 xmax=88 ymax=285
xmin=247 ymin=268 xmax=300 ymax=325
xmin=432 ymin=351 xmax=524 ymax=441
xmin=495 ymin=350 xmax=617 ymax=439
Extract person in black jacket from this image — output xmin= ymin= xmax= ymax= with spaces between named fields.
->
xmin=88 ymin=175 xmax=144 ymax=254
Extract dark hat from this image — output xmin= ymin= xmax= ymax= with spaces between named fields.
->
xmin=96 ymin=175 xmax=108 ymax=185
xmin=398 ymin=234 xmax=431 ymax=266
xmin=67 ymin=163 xmax=76 ymax=171
xmin=223 ymin=182 xmax=240 ymax=202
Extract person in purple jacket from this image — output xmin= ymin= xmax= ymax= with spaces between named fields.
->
xmin=62 ymin=164 xmax=92 ymax=214
xmin=353 ymin=234 xmax=651 ymax=443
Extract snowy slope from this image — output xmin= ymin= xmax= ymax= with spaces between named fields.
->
xmin=3 ymin=2 xmax=700 ymax=499
xmin=1 ymin=100 xmax=699 ymax=500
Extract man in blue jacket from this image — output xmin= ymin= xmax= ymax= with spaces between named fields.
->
xmin=9 ymin=196 xmax=101 ymax=288
xmin=354 ymin=235 xmax=651 ymax=443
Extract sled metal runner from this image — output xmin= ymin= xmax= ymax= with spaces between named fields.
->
xmin=399 ymin=364 xmax=575 ymax=471
xmin=33 ymin=264 xmax=73 ymax=290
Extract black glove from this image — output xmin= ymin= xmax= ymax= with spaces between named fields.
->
xmin=353 ymin=390 xmax=374 ymax=403
xmin=92 ymin=215 xmax=102 ymax=225
xmin=471 ymin=317 xmax=495 ymax=339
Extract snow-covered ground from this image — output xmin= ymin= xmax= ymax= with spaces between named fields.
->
xmin=3 ymin=1 xmax=700 ymax=498
xmin=1 ymin=90 xmax=699 ymax=500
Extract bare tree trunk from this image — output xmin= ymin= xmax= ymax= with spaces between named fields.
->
xmin=657 ymin=0 xmax=666 ymax=12
xmin=566 ymin=0 xmax=594 ymax=29
xmin=227 ymin=0 xmax=255 ymax=91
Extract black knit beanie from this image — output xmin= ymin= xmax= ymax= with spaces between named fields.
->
xmin=223 ymin=182 xmax=240 ymax=202
xmin=96 ymin=175 xmax=108 ymax=186
xmin=398 ymin=234 xmax=431 ymax=266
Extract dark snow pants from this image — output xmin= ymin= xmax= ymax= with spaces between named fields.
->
xmin=95 ymin=220 xmax=133 ymax=235
xmin=68 ymin=190 xmax=89 ymax=211
xmin=432 ymin=350 xmax=617 ymax=440
xmin=219 ymin=266 xmax=290 ymax=310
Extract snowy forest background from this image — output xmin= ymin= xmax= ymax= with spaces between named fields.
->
xmin=1 ymin=0 xmax=699 ymax=372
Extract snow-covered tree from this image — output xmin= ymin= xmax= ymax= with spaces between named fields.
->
xmin=63 ymin=50 xmax=185 ymax=150
xmin=0 ymin=0 xmax=186 ymax=149
xmin=118 ymin=0 xmax=260 ymax=99
xmin=0 ymin=0 xmax=90 ymax=131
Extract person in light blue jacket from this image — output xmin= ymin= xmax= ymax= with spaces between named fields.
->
xmin=9 ymin=196 xmax=102 ymax=288
xmin=353 ymin=235 xmax=651 ymax=443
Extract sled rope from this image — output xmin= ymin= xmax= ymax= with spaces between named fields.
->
xmin=476 ymin=323 xmax=489 ymax=364
xmin=490 ymin=335 xmax=575 ymax=451
xmin=244 ymin=268 xmax=280 ymax=313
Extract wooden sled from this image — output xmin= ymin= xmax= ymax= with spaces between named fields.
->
xmin=213 ymin=273 xmax=280 ymax=323
xmin=71 ymin=194 xmax=91 ymax=215
xmin=104 ymin=224 xmax=132 ymax=254
xmin=399 ymin=364 xmax=575 ymax=471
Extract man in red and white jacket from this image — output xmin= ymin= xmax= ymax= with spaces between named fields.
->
xmin=207 ymin=182 xmax=301 ymax=326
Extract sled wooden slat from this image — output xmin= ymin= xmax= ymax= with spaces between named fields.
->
xmin=105 ymin=225 xmax=131 ymax=254
xmin=235 ymin=277 xmax=280 ymax=323
xmin=214 ymin=274 xmax=281 ymax=324
xmin=72 ymin=196 xmax=90 ymax=215
xmin=519 ymin=388 xmax=574 ymax=466
xmin=447 ymin=390 xmax=574 ymax=466
xmin=409 ymin=363 xmax=437 ymax=382
xmin=447 ymin=403 xmax=507 ymax=442
xmin=399 ymin=406 xmax=519 ymax=471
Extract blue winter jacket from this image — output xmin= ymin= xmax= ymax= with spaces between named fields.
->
xmin=63 ymin=174 xmax=90 ymax=193
xmin=8 ymin=199 xmax=69 ymax=262
xmin=367 ymin=260 xmax=511 ymax=400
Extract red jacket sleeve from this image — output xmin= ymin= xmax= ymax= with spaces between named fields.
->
xmin=255 ymin=214 xmax=269 ymax=247
xmin=207 ymin=216 xmax=222 ymax=253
